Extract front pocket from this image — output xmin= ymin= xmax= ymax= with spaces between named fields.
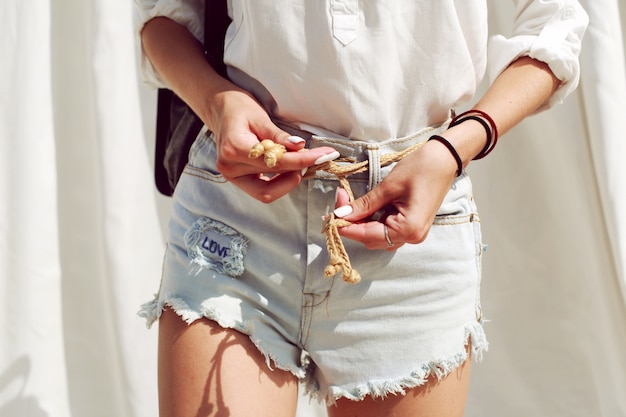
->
xmin=433 ymin=212 xmax=480 ymax=227
xmin=434 ymin=173 xmax=476 ymax=218
xmin=184 ymin=131 xmax=226 ymax=182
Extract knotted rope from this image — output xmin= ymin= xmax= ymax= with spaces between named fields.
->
xmin=304 ymin=141 xmax=427 ymax=283
xmin=250 ymin=139 xmax=426 ymax=284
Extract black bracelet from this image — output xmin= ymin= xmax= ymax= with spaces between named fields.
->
xmin=428 ymin=135 xmax=463 ymax=177
xmin=449 ymin=115 xmax=491 ymax=159
xmin=449 ymin=109 xmax=499 ymax=160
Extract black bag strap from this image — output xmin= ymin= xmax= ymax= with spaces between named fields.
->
xmin=154 ymin=0 xmax=230 ymax=196
xmin=154 ymin=89 xmax=174 ymax=195
xmin=205 ymin=0 xmax=229 ymax=78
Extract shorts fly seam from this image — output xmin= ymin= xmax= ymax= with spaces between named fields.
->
xmin=300 ymin=281 xmax=335 ymax=347
xmin=302 ymin=290 xmax=332 ymax=307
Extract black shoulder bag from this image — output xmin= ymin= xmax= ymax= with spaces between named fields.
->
xmin=154 ymin=0 xmax=231 ymax=196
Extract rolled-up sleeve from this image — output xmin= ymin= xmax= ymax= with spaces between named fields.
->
xmin=488 ymin=0 xmax=588 ymax=108
xmin=133 ymin=0 xmax=205 ymax=87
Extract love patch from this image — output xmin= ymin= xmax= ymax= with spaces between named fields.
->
xmin=184 ymin=217 xmax=248 ymax=277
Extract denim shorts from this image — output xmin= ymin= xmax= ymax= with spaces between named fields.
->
xmin=140 ymin=123 xmax=488 ymax=404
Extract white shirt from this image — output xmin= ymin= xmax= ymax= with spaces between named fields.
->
xmin=134 ymin=0 xmax=588 ymax=141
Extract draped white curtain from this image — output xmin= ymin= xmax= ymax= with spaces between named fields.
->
xmin=0 ymin=1 xmax=624 ymax=416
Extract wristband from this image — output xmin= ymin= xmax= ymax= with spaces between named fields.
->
xmin=428 ymin=134 xmax=463 ymax=177
xmin=449 ymin=109 xmax=499 ymax=160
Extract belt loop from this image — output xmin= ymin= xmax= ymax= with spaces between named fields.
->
xmin=367 ymin=146 xmax=381 ymax=190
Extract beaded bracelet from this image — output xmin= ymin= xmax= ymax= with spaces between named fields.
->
xmin=428 ymin=134 xmax=463 ymax=177
xmin=449 ymin=109 xmax=499 ymax=160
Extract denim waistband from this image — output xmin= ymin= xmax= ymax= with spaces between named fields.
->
xmin=275 ymin=118 xmax=452 ymax=189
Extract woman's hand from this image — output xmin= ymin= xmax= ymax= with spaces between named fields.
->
xmin=141 ymin=17 xmax=339 ymax=203
xmin=333 ymin=139 xmax=459 ymax=250
xmin=333 ymin=56 xmax=562 ymax=248
xmin=208 ymin=89 xmax=339 ymax=203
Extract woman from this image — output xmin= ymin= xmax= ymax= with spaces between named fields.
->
xmin=135 ymin=2 xmax=588 ymax=416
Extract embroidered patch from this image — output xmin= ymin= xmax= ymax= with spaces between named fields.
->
xmin=184 ymin=217 xmax=248 ymax=277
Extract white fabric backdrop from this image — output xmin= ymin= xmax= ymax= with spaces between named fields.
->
xmin=0 ymin=1 xmax=624 ymax=416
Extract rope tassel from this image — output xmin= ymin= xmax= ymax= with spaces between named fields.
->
xmin=250 ymin=138 xmax=428 ymax=284
xmin=321 ymin=212 xmax=361 ymax=284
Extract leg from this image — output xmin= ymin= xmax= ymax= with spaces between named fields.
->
xmin=328 ymin=355 xmax=472 ymax=417
xmin=158 ymin=308 xmax=299 ymax=417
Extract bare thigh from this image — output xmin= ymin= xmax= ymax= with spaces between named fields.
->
xmin=158 ymin=308 xmax=299 ymax=417
xmin=327 ymin=352 xmax=472 ymax=417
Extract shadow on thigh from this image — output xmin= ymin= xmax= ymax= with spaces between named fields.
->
xmin=158 ymin=308 xmax=299 ymax=417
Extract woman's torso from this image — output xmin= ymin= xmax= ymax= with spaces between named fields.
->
xmin=224 ymin=0 xmax=489 ymax=141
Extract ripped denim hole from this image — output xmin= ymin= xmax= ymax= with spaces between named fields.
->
xmin=184 ymin=217 xmax=249 ymax=277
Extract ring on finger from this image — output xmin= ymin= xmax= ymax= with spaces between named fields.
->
xmin=383 ymin=225 xmax=394 ymax=247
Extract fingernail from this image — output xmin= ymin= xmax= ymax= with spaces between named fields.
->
xmin=301 ymin=167 xmax=308 ymax=176
xmin=314 ymin=151 xmax=340 ymax=165
xmin=287 ymin=135 xmax=305 ymax=144
xmin=334 ymin=205 xmax=353 ymax=218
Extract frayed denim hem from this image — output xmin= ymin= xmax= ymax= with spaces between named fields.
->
xmin=137 ymin=293 xmax=309 ymax=379
xmin=139 ymin=295 xmax=488 ymax=405
xmin=305 ymin=320 xmax=488 ymax=406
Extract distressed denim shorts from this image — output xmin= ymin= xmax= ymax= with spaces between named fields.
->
xmin=140 ymin=123 xmax=488 ymax=404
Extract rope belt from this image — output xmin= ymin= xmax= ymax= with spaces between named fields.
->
xmin=254 ymin=114 xmax=468 ymax=284
xmin=302 ymin=140 xmax=427 ymax=284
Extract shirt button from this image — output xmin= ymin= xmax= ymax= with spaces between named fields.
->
xmin=562 ymin=8 xmax=574 ymax=20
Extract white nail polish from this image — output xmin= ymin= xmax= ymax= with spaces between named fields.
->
xmin=301 ymin=167 xmax=308 ymax=176
xmin=314 ymin=151 xmax=340 ymax=165
xmin=287 ymin=135 xmax=305 ymax=144
xmin=334 ymin=205 xmax=353 ymax=218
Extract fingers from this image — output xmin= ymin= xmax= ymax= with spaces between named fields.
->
xmin=336 ymin=196 xmax=434 ymax=249
xmin=226 ymin=144 xmax=340 ymax=203
xmin=212 ymin=95 xmax=341 ymax=201
xmin=218 ymin=137 xmax=339 ymax=178
xmin=334 ymin=187 xmax=351 ymax=209
xmin=336 ymin=218 xmax=405 ymax=251
xmin=217 ymin=128 xmax=340 ymax=203
xmin=332 ymin=169 xmax=437 ymax=249
xmin=332 ymin=186 xmax=405 ymax=251
xmin=229 ymin=172 xmax=303 ymax=203
xmin=282 ymin=135 xmax=307 ymax=150
xmin=331 ymin=141 xmax=458 ymax=249
xmin=269 ymin=146 xmax=340 ymax=173
xmin=246 ymin=123 xmax=339 ymax=170
xmin=219 ymin=145 xmax=340 ymax=201
xmin=333 ymin=182 xmax=393 ymax=224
